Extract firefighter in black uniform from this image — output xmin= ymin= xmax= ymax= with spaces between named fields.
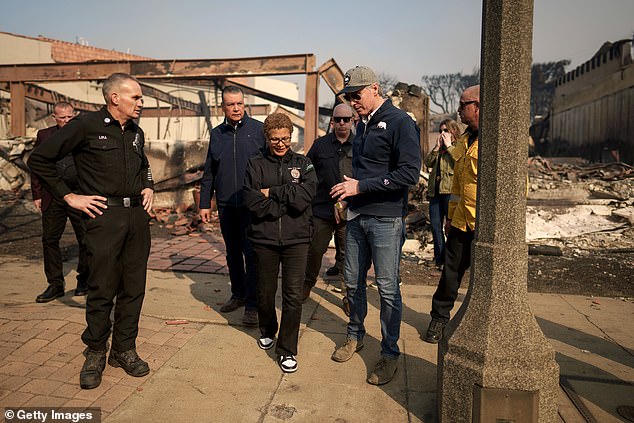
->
xmin=28 ymin=73 xmax=154 ymax=390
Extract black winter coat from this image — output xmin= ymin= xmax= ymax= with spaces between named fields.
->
xmin=243 ymin=150 xmax=317 ymax=246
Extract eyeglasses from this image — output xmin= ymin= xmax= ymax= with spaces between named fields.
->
xmin=269 ymin=136 xmax=292 ymax=145
xmin=459 ymin=100 xmax=477 ymax=108
xmin=333 ymin=116 xmax=352 ymax=123
xmin=439 ymin=128 xmax=449 ymax=133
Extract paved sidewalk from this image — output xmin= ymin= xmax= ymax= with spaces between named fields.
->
xmin=0 ymin=236 xmax=633 ymax=422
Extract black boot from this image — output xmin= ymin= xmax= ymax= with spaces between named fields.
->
xmin=74 ymin=282 xmax=89 ymax=297
xmin=36 ymin=285 xmax=65 ymax=303
xmin=108 ymin=348 xmax=150 ymax=377
xmin=80 ymin=347 xmax=107 ymax=389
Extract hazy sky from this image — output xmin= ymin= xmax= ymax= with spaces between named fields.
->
xmin=2 ymin=0 xmax=633 ymax=105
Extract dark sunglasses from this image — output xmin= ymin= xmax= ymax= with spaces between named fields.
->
xmin=343 ymin=86 xmax=370 ymax=102
xmin=459 ymin=100 xmax=477 ymax=108
xmin=333 ymin=117 xmax=352 ymax=123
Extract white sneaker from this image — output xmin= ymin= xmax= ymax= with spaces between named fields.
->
xmin=278 ymin=355 xmax=298 ymax=373
xmin=258 ymin=336 xmax=275 ymax=350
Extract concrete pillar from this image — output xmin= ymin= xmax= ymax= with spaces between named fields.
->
xmin=438 ymin=1 xmax=560 ymax=422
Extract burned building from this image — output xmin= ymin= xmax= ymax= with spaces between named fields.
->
xmin=550 ymin=39 xmax=634 ymax=165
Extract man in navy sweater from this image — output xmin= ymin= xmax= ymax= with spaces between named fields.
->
xmin=330 ymin=66 xmax=421 ymax=385
xmin=199 ymin=86 xmax=266 ymax=326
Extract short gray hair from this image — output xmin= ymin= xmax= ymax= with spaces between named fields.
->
xmin=102 ymin=73 xmax=139 ymax=103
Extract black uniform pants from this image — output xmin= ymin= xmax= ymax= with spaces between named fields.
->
xmin=304 ymin=216 xmax=346 ymax=286
xmin=41 ymin=198 xmax=89 ymax=288
xmin=80 ymin=206 xmax=150 ymax=352
xmin=218 ymin=206 xmax=258 ymax=310
xmin=254 ymin=242 xmax=308 ymax=357
xmin=430 ymin=226 xmax=474 ymax=323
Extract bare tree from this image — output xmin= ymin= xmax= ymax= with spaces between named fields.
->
xmin=421 ymin=69 xmax=480 ymax=114
xmin=530 ymin=60 xmax=569 ymax=119
xmin=378 ymin=72 xmax=399 ymax=93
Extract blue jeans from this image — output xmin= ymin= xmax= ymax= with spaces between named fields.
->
xmin=344 ymin=215 xmax=403 ymax=358
xmin=429 ymin=194 xmax=450 ymax=265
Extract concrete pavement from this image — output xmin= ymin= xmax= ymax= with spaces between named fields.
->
xmin=0 ymin=241 xmax=633 ymax=422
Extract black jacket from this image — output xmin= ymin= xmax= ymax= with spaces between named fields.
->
xmin=199 ymin=114 xmax=266 ymax=209
xmin=28 ymin=107 xmax=153 ymax=200
xmin=350 ymin=100 xmax=421 ymax=217
xmin=243 ymin=150 xmax=317 ymax=246
xmin=306 ymin=132 xmax=352 ymax=221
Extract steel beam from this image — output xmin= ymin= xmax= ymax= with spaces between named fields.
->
xmin=304 ymin=72 xmax=319 ymax=152
xmin=0 ymin=82 xmax=102 ymax=113
xmin=138 ymin=83 xmax=201 ymax=112
xmin=0 ymin=54 xmax=316 ymax=82
xmin=140 ymin=104 xmax=270 ymax=118
xmin=9 ymin=82 xmax=26 ymax=137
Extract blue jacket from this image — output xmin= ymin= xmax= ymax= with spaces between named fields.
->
xmin=199 ymin=114 xmax=266 ymax=209
xmin=350 ymin=100 xmax=421 ymax=217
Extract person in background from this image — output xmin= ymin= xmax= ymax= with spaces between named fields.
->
xmin=423 ymin=118 xmax=460 ymax=270
xmin=423 ymin=85 xmax=480 ymax=344
xmin=199 ymin=86 xmax=266 ymax=327
xmin=243 ymin=113 xmax=317 ymax=373
xmin=302 ymin=104 xmax=354 ymax=315
xmin=31 ymin=102 xmax=89 ymax=302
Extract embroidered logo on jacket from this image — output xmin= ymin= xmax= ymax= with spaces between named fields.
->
xmin=98 ymin=135 xmax=107 ymax=140
xmin=383 ymin=178 xmax=390 ymax=186
xmin=289 ymin=167 xmax=301 ymax=183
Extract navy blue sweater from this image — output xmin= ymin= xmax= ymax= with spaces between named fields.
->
xmin=199 ymin=114 xmax=266 ymax=209
xmin=350 ymin=100 xmax=421 ymax=217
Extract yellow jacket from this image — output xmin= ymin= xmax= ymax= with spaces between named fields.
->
xmin=448 ymin=131 xmax=478 ymax=231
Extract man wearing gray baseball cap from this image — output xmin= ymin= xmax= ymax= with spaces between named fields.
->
xmin=330 ymin=66 xmax=421 ymax=385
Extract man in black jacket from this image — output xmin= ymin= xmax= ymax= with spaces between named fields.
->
xmin=302 ymin=104 xmax=354 ymax=312
xmin=199 ymin=86 xmax=266 ymax=326
xmin=28 ymin=73 xmax=154 ymax=390
xmin=330 ymin=66 xmax=421 ymax=386
xmin=31 ymin=102 xmax=89 ymax=302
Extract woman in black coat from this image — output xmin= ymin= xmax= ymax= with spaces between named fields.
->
xmin=243 ymin=113 xmax=317 ymax=373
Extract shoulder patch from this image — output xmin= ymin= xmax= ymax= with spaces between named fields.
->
xmin=305 ymin=163 xmax=314 ymax=172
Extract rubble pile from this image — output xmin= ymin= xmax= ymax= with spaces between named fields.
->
xmin=0 ymin=138 xmax=34 ymax=191
xmin=526 ymin=157 xmax=634 ymax=255
xmin=150 ymin=204 xmax=218 ymax=237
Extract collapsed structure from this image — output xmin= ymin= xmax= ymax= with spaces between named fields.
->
xmin=0 ymin=31 xmax=429 ymax=207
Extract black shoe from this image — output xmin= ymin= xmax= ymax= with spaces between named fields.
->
xmin=36 ymin=285 xmax=65 ymax=303
xmin=242 ymin=309 xmax=258 ymax=326
xmin=80 ymin=347 xmax=107 ymax=389
xmin=278 ymin=355 xmax=298 ymax=373
xmin=219 ymin=298 xmax=245 ymax=313
xmin=326 ymin=266 xmax=339 ymax=276
xmin=422 ymin=320 xmax=446 ymax=344
xmin=108 ymin=348 xmax=150 ymax=377
xmin=74 ymin=284 xmax=89 ymax=297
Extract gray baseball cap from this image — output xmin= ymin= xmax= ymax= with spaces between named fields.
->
xmin=338 ymin=66 xmax=378 ymax=95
